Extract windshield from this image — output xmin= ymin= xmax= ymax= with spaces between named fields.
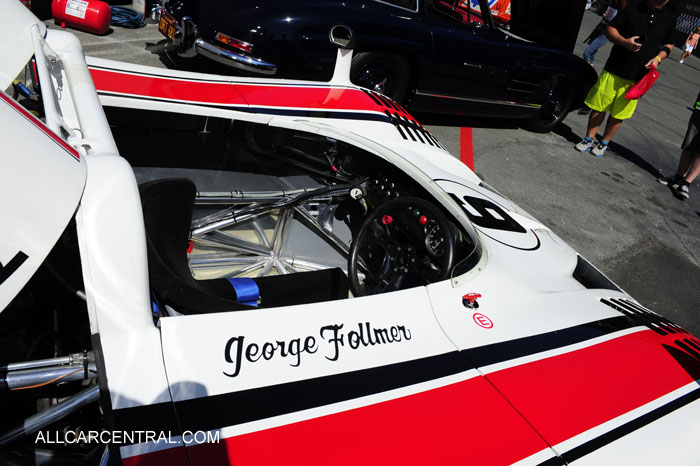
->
xmin=426 ymin=0 xmax=494 ymax=28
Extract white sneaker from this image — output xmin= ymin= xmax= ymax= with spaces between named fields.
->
xmin=591 ymin=141 xmax=608 ymax=157
xmin=680 ymin=60 xmax=685 ymax=64
xmin=675 ymin=183 xmax=690 ymax=200
xmin=575 ymin=137 xmax=595 ymax=152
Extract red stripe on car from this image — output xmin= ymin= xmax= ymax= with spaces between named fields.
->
xmin=88 ymin=68 xmax=419 ymax=122
xmin=234 ymin=84 xmax=380 ymax=112
xmin=0 ymin=91 xmax=80 ymax=161
xmin=89 ymin=68 xmax=249 ymax=107
xmin=183 ymin=376 xmax=549 ymax=465
xmin=116 ymin=329 xmax=697 ymax=465
xmin=486 ymin=329 xmax=697 ymax=446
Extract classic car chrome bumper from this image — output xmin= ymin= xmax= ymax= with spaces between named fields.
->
xmin=152 ymin=6 xmax=277 ymax=75
xmin=193 ymin=39 xmax=277 ymax=75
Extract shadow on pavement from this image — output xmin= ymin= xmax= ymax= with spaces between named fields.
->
xmin=555 ymin=122 xmax=664 ymax=179
xmin=606 ymin=140 xmax=664 ymax=179
xmin=553 ymin=121 xmax=580 ymax=145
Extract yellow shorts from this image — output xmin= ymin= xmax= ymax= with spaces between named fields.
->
xmin=584 ymin=70 xmax=638 ymax=120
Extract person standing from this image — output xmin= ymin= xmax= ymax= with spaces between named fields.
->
xmin=679 ymin=26 xmax=700 ymax=64
xmin=583 ymin=0 xmax=627 ymax=65
xmin=575 ymin=0 xmax=676 ymax=157
xmin=657 ymin=90 xmax=700 ymax=200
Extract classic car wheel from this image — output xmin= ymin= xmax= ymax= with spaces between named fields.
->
xmin=351 ymin=52 xmax=410 ymax=103
xmin=524 ymin=81 xmax=576 ymax=133
xmin=348 ymin=197 xmax=455 ymax=297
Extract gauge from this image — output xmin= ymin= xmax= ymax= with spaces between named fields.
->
xmin=424 ymin=221 xmax=445 ymax=257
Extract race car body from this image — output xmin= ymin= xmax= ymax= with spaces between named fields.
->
xmin=1 ymin=2 xmax=700 ymax=465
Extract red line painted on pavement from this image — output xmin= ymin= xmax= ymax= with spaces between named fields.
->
xmin=460 ymin=127 xmax=474 ymax=171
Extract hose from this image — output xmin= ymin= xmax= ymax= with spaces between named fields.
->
xmin=110 ymin=6 xmax=146 ymax=29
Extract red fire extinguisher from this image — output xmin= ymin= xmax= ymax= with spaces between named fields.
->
xmin=51 ymin=0 xmax=111 ymax=35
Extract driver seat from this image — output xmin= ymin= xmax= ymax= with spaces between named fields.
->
xmin=139 ymin=178 xmax=349 ymax=315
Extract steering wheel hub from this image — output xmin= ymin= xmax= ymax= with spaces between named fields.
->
xmin=348 ymin=197 xmax=456 ymax=296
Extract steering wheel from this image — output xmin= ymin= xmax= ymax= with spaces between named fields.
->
xmin=348 ymin=197 xmax=455 ymax=296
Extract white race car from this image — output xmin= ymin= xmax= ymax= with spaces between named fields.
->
xmin=2 ymin=3 xmax=700 ymax=465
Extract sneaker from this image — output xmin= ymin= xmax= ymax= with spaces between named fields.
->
xmin=575 ymin=136 xmax=595 ymax=152
xmin=675 ymin=183 xmax=690 ymax=200
xmin=680 ymin=60 xmax=685 ymax=64
xmin=591 ymin=140 xmax=608 ymax=157
xmin=657 ymin=174 xmax=682 ymax=188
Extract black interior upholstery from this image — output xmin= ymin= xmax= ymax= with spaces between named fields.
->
xmin=139 ymin=178 xmax=349 ymax=315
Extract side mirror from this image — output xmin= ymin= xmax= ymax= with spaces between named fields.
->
xmin=329 ymin=24 xmax=356 ymax=49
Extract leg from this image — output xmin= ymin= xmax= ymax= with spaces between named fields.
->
xmin=584 ymin=35 xmax=608 ymax=64
xmin=675 ymin=149 xmax=694 ymax=177
xmin=601 ymin=116 xmax=623 ymax=143
xmin=586 ymin=110 xmax=606 ymax=139
xmin=681 ymin=151 xmax=700 ymax=183
xmin=673 ymin=152 xmax=700 ymax=199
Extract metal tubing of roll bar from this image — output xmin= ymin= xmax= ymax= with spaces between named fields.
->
xmin=189 ymin=255 xmax=271 ymax=267
xmin=194 ymin=231 xmax=273 ymax=256
xmin=30 ymin=25 xmax=60 ymax=135
xmin=294 ymin=206 xmax=350 ymax=256
xmin=195 ymin=188 xmax=311 ymax=204
xmin=192 ymin=181 xmax=364 ymax=235
xmin=3 ymin=356 xmax=72 ymax=372
xmin=0 ymin=385 xmax=100 ymax=448
xmin=280 ymin=257 xmax=344 ymax=272
xmin=4 ymin=363 xmax=97 ymax=390
xmin=3 ymin=352 xmax=92 ymax=372
xmin=192 ymin=211 xmax=270 ymax=237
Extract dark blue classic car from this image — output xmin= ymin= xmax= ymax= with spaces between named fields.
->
xmin=153 ymin=0 xmax=597 ymax=132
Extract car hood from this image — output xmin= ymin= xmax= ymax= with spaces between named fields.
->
xmin=0 ymin=93 xmax=87 ymax=313
xmin=0 ymin=1 xmax=46 ymax=91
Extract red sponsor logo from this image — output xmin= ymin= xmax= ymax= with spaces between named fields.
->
xmin=473 ymin=313 xmax=493 ymax=329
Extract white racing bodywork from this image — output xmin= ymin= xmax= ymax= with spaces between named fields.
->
xmin=0 ymin=93 xmax=85 ymax=312
xmin=2 ymin=2 xmax=700 ymax=465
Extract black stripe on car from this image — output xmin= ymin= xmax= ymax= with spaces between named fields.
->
xmin=112 ymin=351 xmax=471 ymax=441
xmin=537 ymin=386 xmax=700 ymax=465
xmin=600 ymin=298 xmax=688 ymax=336
xmin=463 ymin=315 xmax=637 ymax=368
xmin=0 ymin=251 xmax=28 ymax=285
xmin=385 ymin=110 xmax=443 ymax=148
xmin=112 ymin=314 xmax=645 ymax=437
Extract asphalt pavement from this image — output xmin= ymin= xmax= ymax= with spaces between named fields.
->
xmin=49 ymin=8 xmax=700 ymax=334
xmin=469 ymin=10 xmax=700 ymax=336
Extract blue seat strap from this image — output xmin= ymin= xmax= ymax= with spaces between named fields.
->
xmin=227 ymin=278 xmax=260 ymax=307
